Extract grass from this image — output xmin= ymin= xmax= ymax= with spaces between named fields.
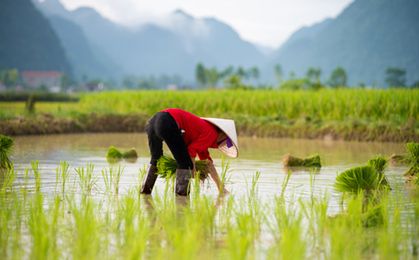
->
xmin=0 ymin=89 xmax=418 ymax=141
xmin=0 ymin=160 xmax=418 ymax=259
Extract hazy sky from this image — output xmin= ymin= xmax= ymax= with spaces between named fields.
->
xmin=60 ymin=0 xmax=353 ymax=48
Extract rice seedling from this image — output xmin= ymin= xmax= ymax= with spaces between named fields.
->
xmin=75 ymin=163 xmax=97 ymax=194
xmin=156 ymin=155 xmax=209 ymax=180
xmin=0 ymin=167 xmax=16 ymax=193
xmin=55 ymin=161 xmax=70 ymax=195
xmin=101 ymin=165 xmax=123 ymax=194
xmin=282 ymin=154 xmax=321 ymax=168
xmin=31 ymin=161 xmax=41 ymax=193
xmin=219 ymin=157 xmax=231 ymax=194
xmin=68 ymin=195 xmax=101 ymax=259
xmin=0 ymin=134 xmax=13 ymax=170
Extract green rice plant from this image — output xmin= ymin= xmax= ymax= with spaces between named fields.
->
xmin=220 ymin=157 xmax=231 ymax=192
xmin=28 ymin=193 xmax=61 ymax=259
xmin=101 ymin=166 xmax=123 ymax=194
xmin=0 ymin=167 xmax=16 ymax=193
xmin=282 ymin=154 xmax=321 ymax=168
xmin=115 ymin=190 xmax=150 ymax=259
xmin=55 ymin=161 xmax=70 ymax=195
xmin=75 ymin=163 xmax=97 ymax=194
xmin=335 ymin=166 xmax=389 ymax=194
xmin=268 ymin=196 xmax=306 ymax=260
xmin=328 ymin=196 xmax=365 ymax=259
xmin=68 ymin=195 xmax=100 ymax=259
xmin=405 ymin=142 xmax=419 ymax=177
xmin=156 ymin=155 xmax=209 ymax=180
xmin=0 ymin=135 xmax=13 ymax=170
xmin=280 ymin=171 xmax=292 ymax=198
xmin=31 ymin=161 xmax=41 ymax=193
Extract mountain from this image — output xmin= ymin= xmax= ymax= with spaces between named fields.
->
xmin=35 ymin=0 xmax=266 ymax=81
xmin=272 ymin=0 xmax=419 ymax=86
xmin=48 ymin=15 xmax=118 ymax=80
xmin=0 ymin=0 xmax=72 ymax=75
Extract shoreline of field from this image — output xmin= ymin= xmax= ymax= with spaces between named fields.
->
xmin=1 ymin=113 xmax=417 ymax=142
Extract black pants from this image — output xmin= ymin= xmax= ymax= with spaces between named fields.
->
xmin=146 ymin=112 xmax=193 ymax=169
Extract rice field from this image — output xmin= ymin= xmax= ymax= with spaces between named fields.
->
xmin=0 ymin=160 xmax=418 ymax=259
xmin=0 ymin=89 xmax=418 ymax=141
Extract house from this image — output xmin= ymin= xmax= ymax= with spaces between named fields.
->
xmin=21 ymin=71 xmax=63 ymax=90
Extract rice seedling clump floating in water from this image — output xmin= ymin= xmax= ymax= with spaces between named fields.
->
xmin=122 ymin=148 xmax=138 ymax=159
xmin=157 ymin=155 xmax=209 ymax=180
xmin=106 ymin=146 xmax=123 ymax=163
xmin=0 ymin=135 xmax=14 ymax=170
xmin=106 ymin=146 xmax=138 ymax=163
xmin=282 ymin=154 xmax=321 ymax=168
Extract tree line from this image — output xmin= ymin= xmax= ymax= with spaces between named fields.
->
xmin=196 ymin=63 xmax=419 ymax=90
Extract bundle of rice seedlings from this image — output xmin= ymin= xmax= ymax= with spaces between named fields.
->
xmin=389 ymin=153 xmax=410 ymax=165
xmin=157 ymin=155 xmax=209 ymax=181
xmin=0 ymin=135 xmax=13 ymax=170
xmin=367 ymin=156 xmax=389 ymax=186
xmin=405 ymin=142 xmax=419 ymax=177
xmin=367 ymin=157 xmax=387 ymax=173
xmin=335 ymin=166 xmax=389 ymax=194
xmin=122 ymin=148 xmax=138 ymax=159
xmin=106 ymin=146 xmax=139 ymax=163
xmin=282 ymin=154 xmax=321 ymax=168
xmin=106 ymin=146 xmax=123 ymax=163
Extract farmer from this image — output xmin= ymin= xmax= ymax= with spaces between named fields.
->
xmin=140 ymin=108 xmax=239 ymax=196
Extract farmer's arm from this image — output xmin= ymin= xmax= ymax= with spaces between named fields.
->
xmin=207 ymin=160 xmax=229 ymax=194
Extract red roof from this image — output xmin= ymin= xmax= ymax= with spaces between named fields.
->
xmin=22 ymin=71 xmax=63 ymax=78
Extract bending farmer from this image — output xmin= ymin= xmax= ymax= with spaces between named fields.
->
xmin=140 ymin=108 xmax=239 ymax=196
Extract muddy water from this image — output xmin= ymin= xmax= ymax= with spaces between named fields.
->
xmin=11 ymin=133 xmax=410 ymax=214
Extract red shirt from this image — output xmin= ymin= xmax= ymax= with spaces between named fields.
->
xmin=163 ymin=108 xmax=218 ymax=160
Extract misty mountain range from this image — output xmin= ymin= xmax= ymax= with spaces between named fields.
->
xmin=33 ymin=0 xmax=265 ymax=82
xmin=1 ymin=0 xmax=418 ymax=86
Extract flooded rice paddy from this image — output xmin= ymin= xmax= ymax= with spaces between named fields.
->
xmin=3 ymin=133 xmax=417 ymax=259
xmin=11 ymin=133 xmax=409 ymax=213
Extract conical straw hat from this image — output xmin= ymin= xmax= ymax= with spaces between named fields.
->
xmin=201 ymin=117 xmax=239 ymax=158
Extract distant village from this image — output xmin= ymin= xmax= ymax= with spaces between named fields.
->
xmin=0 ymin=69 xmax=107 ymax=93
